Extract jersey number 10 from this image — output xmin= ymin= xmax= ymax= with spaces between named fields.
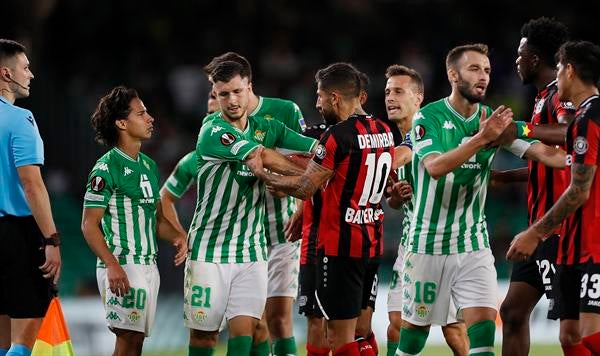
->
xmin=358 ymin=152 xmax=392 ymax=206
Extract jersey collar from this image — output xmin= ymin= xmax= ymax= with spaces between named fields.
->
xmin=249 ymin=96 xmax=263 ymax=116
xmin=113 ymin=147 xmax=139 ymax=162
xmin=0 ymin=95 xmax=9 ymax=105
xmin=444 ymin=97 xmax=480 ymax=122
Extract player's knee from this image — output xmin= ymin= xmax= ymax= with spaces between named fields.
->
xmin=189 ymin=329 xmax=219 ymax=348
xmin=354 ymin=322 xmax=372 ymax=339
xmin=559 ymin=327 xmax=582 ymax=346
xmin=499 ymin=299 xmax=529 ymax=326
xmin=266 ymin=314 xmax=289 ymax=334
xmin=253 ymin=318 xmax=269 ymax=343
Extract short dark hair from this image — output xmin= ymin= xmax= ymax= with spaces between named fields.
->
xmin=204 ymin=52 xmax=252 ymax=82
xmin=0 ymin=39 xmax=26 ymax=65
xmin=358 ymin=71 xmax=370 ymax=93
xmin=446 ymin=43 xmax=489 ymax=70
xmin=557 ymin=41 xmax=600 ymax=85
xmin=91 ymin=86 xmax=139 ymax=147
xmin=521 ymin=17 xmax=569 ymax=67
xmin=315 ymin=62 xmax=361 ymax=98
xmin=385 ymin=64 xmax=425 ymax=94
xmin=210 ymin=61 xmax=249 ymax=83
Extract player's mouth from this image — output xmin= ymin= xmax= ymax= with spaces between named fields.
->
xmin=387 ymin=105 xmax=400 ymax=114
xmin=474 ymin=84 xmax=486 ymax=94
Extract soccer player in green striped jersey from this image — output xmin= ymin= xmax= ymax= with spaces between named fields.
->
xmin=397 ymin=44 xmax=566 ymax=356
xmin=184 ymin=61 xmax=316 ymax=356
xmin=383 ymin=64 xmax=468 ymax=356
xmin=81 ymin=86 xmax=187 ymax=356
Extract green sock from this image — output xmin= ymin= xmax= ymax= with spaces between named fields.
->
xmin=250 ymin=339 xmax=271 ymax=356
xmin=273 ymin=337 xmax=296 ymax=355
xmin=386 ymin=341 xmax=400 ymax=356
xmin=397 ymin=327 xmax=429 ymax=355
xmin=468 ymin=320 xmax=495 ymax=356
xmin=188 ymin=345 xmax=215 ymax=356
xmin=227 ymin=336 xmax=253 ymax=356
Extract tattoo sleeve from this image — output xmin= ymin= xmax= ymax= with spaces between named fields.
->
xmin=532 ymin=162 xmax=596 ymax=236
xmin=264 ymin=161 xmax=333 ymax=199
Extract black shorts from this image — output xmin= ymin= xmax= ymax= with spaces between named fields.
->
xmin=509 ymin=234 xmax=559 ymax=319
xmin=553 ymin=260 xmax=600 ymax=321
xmin=0 ymin=215 xmax=54 ymax=318
xmin=298 ymin=263 xmax=322 ymax=317
xmin=315 ymin=251 xmax=379 ymax=320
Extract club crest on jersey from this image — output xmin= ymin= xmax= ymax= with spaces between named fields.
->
xmin=534 ymin=98 xmax=545 ymax=114
xmin=220 ymin=132 xmax=236 ymax=146
xmin=574 ymin=136 xmax=588 ymax=155
xmin=90 ymin=176 xmax=105 ymax=192
xmin=254 ymin=130 xmax=265 ymax=142
xmin=414 ymin=125 xmax=426 ymax=141
xmin=315 ymin=144 xmax=326 ymax=160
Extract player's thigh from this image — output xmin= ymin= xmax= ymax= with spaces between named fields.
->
xmin=225 ymin=261 xmax=268 ymax=322
xmin=97 ymin=264 xmax=159 ymax=336
xmin=387 ymin=245 xmax=405 ymax=313
xmin=578 ymin=261 xmax=600 ymax=336
xmin=536 ymin=234 xmax=560 ymax=319
xmin=553 ymin=264 xmax=581 ymax=321
xmin=452 ymin=249 xmax=498 ymax=312
xmin=184 ymin=260 xmax=230 ymax=331
xmin=298 ymin=263 xmax=322 ymax=318
xmin=267 ymin=241 xmax=300 ymax=298
xmin=401 ymin=252 xmax=454 ymax=327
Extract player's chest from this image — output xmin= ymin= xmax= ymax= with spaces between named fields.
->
xmin=113 ymin=166 xmax=159 ymax=205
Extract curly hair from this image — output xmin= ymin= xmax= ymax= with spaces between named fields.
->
xmin=90 ymin=86 xmax=138 ymax=147
xmin=521 ymin=17 xmax=569 ymax=67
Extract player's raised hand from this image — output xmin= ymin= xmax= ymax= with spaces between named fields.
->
xmin=284 ymin=210 xmax=303 ymax=242
xmin=107 ymin=262 xmax=130 ymax=297
xmin=506 ymin=228 xmax=542 ymax=262
xmin=173 ymin=235 xmax=188 ymax=266
xmin=245 ymin=145 xmax=265 ymax=178
xmin=40 ymin=245 xmax=62 ymax=285
xmin=389 ymin=180 xmax=413 ymax=203
xmin=478 ymin=105 xmax=513 ymax=144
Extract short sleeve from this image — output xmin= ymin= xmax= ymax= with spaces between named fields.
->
xmin=163 ymin=152 xmax=197 ymax=198
xmin=574 ymin=119 xmax=600 ymax=165
xmin=273 ymin=119 xmax=317 ymax=153
xmin=83 ymin=162 xmax=115 ymax=209
xmin=290 ymin=102 xmax=306 ymax=133
xmin=312 ymin=128 xmax=340 ymax=171
xmin=412 ymin=111 xmax=443 ymax=160
xmin=196 ymin=121 xmax=260 ymax=161
xmin=11 ymin=111 xmax=44 ymax=167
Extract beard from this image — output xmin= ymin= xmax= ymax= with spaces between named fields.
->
xmin=320 ymin=108 xmax=339 ymax=125
xmin=457 ymin=79 xmax=485 ymax=104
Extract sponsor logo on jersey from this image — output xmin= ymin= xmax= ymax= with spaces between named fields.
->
xmin=298 ymin=295 xmax=307 ymax=307
xmin=263 ymin=114 xmax=273 ymax=120
xmin=574 ymin=136 xmax=589 ymax=155
xmin=254 ymin=130 xmax=265 ymax=141
xmin=128 ymin=311 xmax=141 ymax=323
xmin=315 ymin=144 xmax=326 ymax=160
xmin=107 ymin=297 xmax=120 ymax=306
xmin=414 ymin=125 xmax=425 ymax=141
xmin=84 ymin=192 xmax=104 ymax=202
xmin=344 ymin=207 xmax=384 ymax=224
xmin=299 ymin=117 xmax=307 ymax=131
xmin=357 ymin=132 xmax=394 ymax=149
xmin=26 ymin=115 xmax=35 ymax=126
xmin=221 ymin=132 xmax=236 ymax=146
xmin=534 ymin=97 xmax=546 ymax=114
xmin=442 ymin=121 xmax=455 ymax=129
xmin=91 ymin=176 xmax=106 ymax=192
xmin=210 ymin=125 xmax=224 ymax=136
xmin=403 ymin=305 xmax=412 ymax=317
xmin=107 ymin=311 xmax=121 ymax=321
xmin=139 ymin=198 xmax=155 ymax=204
xmin=461 ymin=162 xmax=482 ymax=170
xmin=95 ymin=163 xmax=109 ymax=172
xmin=124 ymin=167 xmax=133 ymax=176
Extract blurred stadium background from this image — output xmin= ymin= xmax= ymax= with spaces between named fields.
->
xmin=2 ymin=0 xmax=599 ymax=354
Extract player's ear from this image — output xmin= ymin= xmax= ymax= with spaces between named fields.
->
xmin=447 ymin=68 xmax=458 ymax=84
xmin=565 ymin=63 xmax=575 ymax=80
xmin=115 ymin=119 xmax=127 ymax=130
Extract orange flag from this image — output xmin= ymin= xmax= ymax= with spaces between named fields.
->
xmin=32 ymin=297 xmax=75 ymax=356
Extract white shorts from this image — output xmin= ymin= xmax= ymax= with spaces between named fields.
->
xmin=96 ymin=264 xmax=160 ymax=336
xmin=402 ymin=248 xmax=498 ymax=326
xmin=387 ymin=244 xmax=406 ymax=312
xmin=267 ymin=241 xmax=300 ymax=298
xmin=184 ymin=260 xmax=268 ymax=331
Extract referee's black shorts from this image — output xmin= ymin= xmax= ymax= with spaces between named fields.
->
xmin=0 ymin=215 xmax=54 ymax=318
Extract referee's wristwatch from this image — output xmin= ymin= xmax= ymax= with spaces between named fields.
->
xmin=42 ymin=232 xmax=61 ymax=247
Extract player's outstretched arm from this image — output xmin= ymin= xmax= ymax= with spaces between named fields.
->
xmin=507 ymin=162 xmax=596 ymax=261
xmin=17 ymin=165 xmax=61 ymax=285
xmin=81 ymin=207 xmax=130 ymax=296
xmin=156 ymin=201 xmax=187 ymax=266
xmin=423 ymin=106 xmax=513 ymax=179
xmin=393 ymin=145 xmax=412 ymax=170
xmin=261 ymin=148 xmax=305 ymax=176
xmin=491 ymin=122 xmax=569 ymax=147
xmin=522 ymin=142 xmax=566 ymax=168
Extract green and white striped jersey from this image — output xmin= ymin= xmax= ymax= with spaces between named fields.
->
xmin=188 ymin=113 xmax=316 ymax=263
xmin=83 ymin=147 xmax=160 ymax=266
xmin=409 ymin=98 xmax=497 ymax=255
xmin=398 ymin=162 xmax=414 ymax=248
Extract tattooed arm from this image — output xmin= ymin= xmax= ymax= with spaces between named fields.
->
xmin=261 ymin=148 xmax=306 ymax=176
xmin=507 ymin=162 xmax=597 ymax=261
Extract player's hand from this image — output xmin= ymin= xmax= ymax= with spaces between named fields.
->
xmin=387 ymin=180 xmax=413 ymax=203
xmin=40 ymin=245 xmax=61 ymax=285
xmin=487 ymin=121 xmax=517 ymax=148
xmin=245 ymin=146 xmax=265 ymax=178
xmin=478 ymin=105 xmax=513 ymax=144
xmin=285 ymin=210 xmax=303 ymax=242
xmin=107 ymin=262 xmax=130 ymax=297
xmin=506 ymin=228 xmax=543 ymax=262
xmin=173 ymin=235 xmax=188 ymax=267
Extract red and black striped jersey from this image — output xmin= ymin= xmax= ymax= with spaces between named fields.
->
xmin=558 ymin=95 xmax=600 ymax=265
xmin=527 ymin=81 xmax=574 ymax=229
xmin=312 ymin=114 xmax=399 ymax=258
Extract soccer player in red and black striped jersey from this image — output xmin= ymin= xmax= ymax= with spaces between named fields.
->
xmin=247 ymin=63 xmax=397 ymax=356
xmin=507 ymin=40 xmax=600 ymax=354
xmin=495 ymin=17 xmax=583 ymax=356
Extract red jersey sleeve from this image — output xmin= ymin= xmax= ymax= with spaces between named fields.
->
xmin=312 ymin=129 xmax=340 ymax=170
xmin=574 ymin=119 xmax=600 ymax=165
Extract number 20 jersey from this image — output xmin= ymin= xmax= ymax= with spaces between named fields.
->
xmin=312 ymin=114 xmax=398 ymax=258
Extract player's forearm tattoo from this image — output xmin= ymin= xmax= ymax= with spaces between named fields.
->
xmin=533 ymin=163 xmax=595 ymax=235
xmin=265 ymin=162 xmax=330 ymax=199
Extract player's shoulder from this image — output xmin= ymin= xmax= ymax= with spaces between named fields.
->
xmin=199 ymin=115 xmax=234 ymax=137
xmin=4 ymin=103 xmax=36 ymax=129
xmin=90 ymin=150 xmax=115 ymax=176
xmin=139 ymin=152 xmax=158 ymax=169
xmin=418 ymin=98 xmax=447 ymax=120
xmin=580 ymin=96 xmax=600 ymax=124
xmin=261 ymin=96 xmax=296 ymax=110
xmin=180 ymin=150 xmax=197 ymax=163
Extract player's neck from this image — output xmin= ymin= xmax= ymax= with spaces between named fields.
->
xmin=247 ymin=93 xmax=259 ymax=113
xmin=117 ymin=139 xmax=142 ymax=161
xmin=534 ymin=68 xmax=558 ymax=91
xmin=224 ymin=114 xmax=248 ymax=131
xmin=570 ymin=84 xmax=600 ymax=109
xmin=0 ymin=88 xmax=16 ymax=104
xmin=448 ymin=92 xmax=478 ymax=118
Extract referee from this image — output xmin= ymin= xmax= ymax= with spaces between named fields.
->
xmin=0 ymin=39 xmax=61 ymax=356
